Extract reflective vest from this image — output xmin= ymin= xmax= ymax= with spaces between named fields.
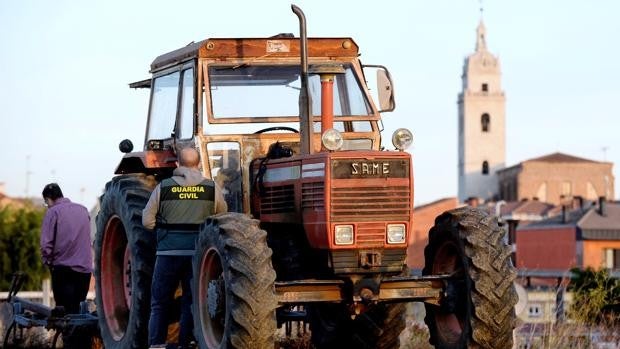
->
xmin=155 ymin=178 xmax=215 ymax=253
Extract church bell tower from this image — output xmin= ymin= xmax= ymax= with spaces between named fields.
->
xmin=458 ymin=20 xmax=506 ymax=202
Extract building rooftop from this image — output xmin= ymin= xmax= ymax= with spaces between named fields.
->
xmin=578 ymin=202 xmax=620 ymax=232
xmin=518 ymin=201 xmax=620 ymax=240
xmin=414 ymin=197 xmax=459 ymax=211
xmin=518 ymin=207 xmax=587 ymax=229
xmin=503 ymin=200 xmax=556 ymax=217
xmin=526 ymin=152 xmax=601 ymax=164
xmin=498 ymin=152 xmax=610 ymax=174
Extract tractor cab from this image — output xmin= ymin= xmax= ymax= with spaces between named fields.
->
xmin=119 ymin=36 xmax=401 ymax=216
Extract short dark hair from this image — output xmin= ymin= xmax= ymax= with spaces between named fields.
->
xmin=42 ymin=183 xmax=63 ymax=200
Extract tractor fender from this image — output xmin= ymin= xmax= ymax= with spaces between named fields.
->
xmin=114 ymin=149 xmax=177 ymax=175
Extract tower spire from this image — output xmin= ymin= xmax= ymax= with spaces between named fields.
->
xmin=475 ymin=21 xmax=486 ymax=52
xmin=476 ymin=0 xmax=487 ymax=51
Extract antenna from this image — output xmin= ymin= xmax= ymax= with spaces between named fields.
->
xmin=601 ymin=146 xmax=609 ymax=161
xmin=25 ymin=155 xmax=32 ymax=197
xmin=479 ymin=0 xmax=484 ymax=19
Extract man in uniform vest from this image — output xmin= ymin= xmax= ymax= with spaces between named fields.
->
xmin=143 ymin=147 xmax=227 ymax=348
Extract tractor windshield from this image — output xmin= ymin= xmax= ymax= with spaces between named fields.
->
xmin=206 ymin=64 xmax=372 ymax=119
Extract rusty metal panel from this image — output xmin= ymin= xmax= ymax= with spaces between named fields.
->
xmin=114 ymin=150 xmax=177 ymax=174
xmin=378 ymin=280 xmax=441 ymax=301
xmin=331 ymin=159 xmax=409 ymax=179
xmin=275 ymin=277 xmax=443 ymax=304
xmin=331 ymin=249 xmax=406 ymax=273
xmin=379 ymin=277 xmax=443 ymax=303
xmin=275 ymin=280 xmax=345 ymax=304
xmin=199 ymin=38 xmax=359 ymax=59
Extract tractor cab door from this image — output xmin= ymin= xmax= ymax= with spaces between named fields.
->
xmin=205 ymin=141 xmax=243 ymax=213
xmin=145 ymin=63 xmax=196 ymax=150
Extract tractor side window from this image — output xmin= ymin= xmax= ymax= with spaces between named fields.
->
xmin=178 ymin=68 xmax=194 ymax=139
xmin=207 ymin=142 xmax=243 ymax=213
xmin=308 ymin=68 xmax=372 ymax=116
xmin=147 ymin=71 xmax=180 ymax=140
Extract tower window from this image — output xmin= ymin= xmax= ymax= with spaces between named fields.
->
xmin=482 ymin=83 xmax=488 ymax=92
xmin=481 ymin=113 xmax=490 ymax=132
xmin=482 ymin=161 xmax=489 ymax=175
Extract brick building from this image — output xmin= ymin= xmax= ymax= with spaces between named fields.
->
xmin=497 ymin=152 xmax=614 ymax=205
xmin=516 ymin=200 xmax=620 ymax=273
xmin=406 ymin=197 xmax=459 ymax=269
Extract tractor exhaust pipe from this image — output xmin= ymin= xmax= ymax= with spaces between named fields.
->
xmin=292 ymin=4 xmax=313 ymax=154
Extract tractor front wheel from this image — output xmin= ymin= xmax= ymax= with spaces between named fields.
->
xmin=423 ymin=207 xmax=517 ymax=349
xmin=192 ymin=213 xmax=277 ymax=349
xmin=94 ymin=174 xmax=156 ymax=349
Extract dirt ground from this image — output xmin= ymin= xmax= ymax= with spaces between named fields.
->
xmin=0 ymin=301 xmax=431 ymax=349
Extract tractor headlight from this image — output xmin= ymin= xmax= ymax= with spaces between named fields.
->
xmin=322 ymin=128 xmax=344 ymax=151
xmin=391 ymin=128 xmax=413 ymax=151
xmin=334 ymin=225 xmax=354 ymax=245
xmin=387 ymin=224 xmax=406 ymax=244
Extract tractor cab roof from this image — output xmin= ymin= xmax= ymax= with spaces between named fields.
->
xmin=150 ymin=36 xmax=360 ymax=72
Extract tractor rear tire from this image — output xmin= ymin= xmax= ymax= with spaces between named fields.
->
xmin=94 ymin=174 xmax=156 ymax=349
xmin=423 ymin=207 xmax=517 ymax=349
xmin=308 ymin=299 xmax=405 ymax=349
xmin=351 ymin=302 xmax=406 ymax=349
xmin=192 ymin=213 xmax=277 ymax=349
xmin=307 ymin=303 xmax=350 ymax=348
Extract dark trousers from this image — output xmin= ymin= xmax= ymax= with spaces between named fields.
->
xmin=50 ymin=265 xmax=91 ymax=314
xmin=148 ymin=255 xmax=194 ymax=347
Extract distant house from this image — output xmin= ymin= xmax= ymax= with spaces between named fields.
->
xmin=497 ymin=152 xmax=614 ymax=205
xmin=0 ymin=183 xmax=37 ymax=208
xmin=497 ymin=199 xmax=557 ymax=225
xmin=407 ymin=197 xmax=460 ymax=270
xmin=516 ymin=199 xmax=620 ymax=278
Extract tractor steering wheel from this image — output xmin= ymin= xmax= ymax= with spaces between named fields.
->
xmin=253 ymin=126 xmax=299 ymax=134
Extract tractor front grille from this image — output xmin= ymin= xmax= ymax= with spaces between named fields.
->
xmin=356 ymin=222 xmax=387 ymax=247
xmin=301 ymin=181 xmax=325 ymax=210
xmin=260 ymin=185 xmax=295 ymax=214
xmin=331 ymin=249 xmax=406 ymax=274
xmin=330 ymin=185 xmax=411 ymax=222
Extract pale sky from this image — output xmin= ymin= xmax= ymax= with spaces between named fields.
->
xmin=1 ymin=0 xmax=618 ymax=208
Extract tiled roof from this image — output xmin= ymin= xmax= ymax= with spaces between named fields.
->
xmin=518 ymin=202 xmax=620 ymax=236
xmin=414 ymin=197 xmax=459 ymax=211
xmin=511 ymin=200 xmax=555 ymax=216
xmin=578 ymin=202 xmax=620 ymax=231
xmin=525 ymin=152 xmax=600 ymax=164
xmin=519 ymin=207 xmax=587 ymax=228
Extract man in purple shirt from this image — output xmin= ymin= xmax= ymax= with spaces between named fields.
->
xmin=40 ymin=183 xmax=93 ymax=315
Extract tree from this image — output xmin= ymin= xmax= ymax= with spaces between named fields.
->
xmin=568 ymin=267 xmax=620 ymax=325
xmin=0 ymin=204 xmax=48 ymax=291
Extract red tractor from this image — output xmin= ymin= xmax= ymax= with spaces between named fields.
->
xmin=95 ymin=6 xmax=517 ymax=349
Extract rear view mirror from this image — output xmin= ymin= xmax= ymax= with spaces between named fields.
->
xmin=362 ymin=65 xmax=395 ymax=113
